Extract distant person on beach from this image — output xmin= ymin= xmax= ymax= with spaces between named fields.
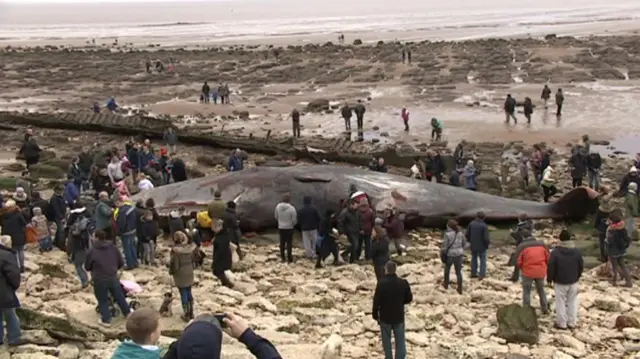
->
xmin=401 ymin=108 xmax=409 ymax=132
xmin=341 ymin=103 xmax=352 ymax=131
xmin=145 ymin=59 xmax=151 ymax=74
xmin=223 ymin=84 xmax=231 ymax=104
xmin=401 ymin=48 xmax=406 ymax=63
xmin=202 ymin=82 xmax=210 ymax=104
xmin=431 ymin=118 xmax=443 ymax=141
xmin=218 ymin=84 xmax=225 ymax=104
xmin=354 ymin=100 xmax=366 ymax=141
xmin=93 ymin=102 xmax=101 ymax=114
xmin=106 ymin=98 xmax=118 ymax=113
xmin=523 ymin=97 xmax=534 ymax=124
xmin=155 ymin=60 xmax=164 ymax=73
xmin=541 ymin=85 xmax=551 ymax=109
xmin=291 ymin=108 xmax=301 ymax=138
xmin=555 ymin=89 xmax=564 ymax=117
xmin=504 ymin=94 xmax=517 ymax=124
xmin=407 ymin=49 xmax=412 ymax=64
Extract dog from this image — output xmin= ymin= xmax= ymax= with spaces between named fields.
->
xmin=320 ymin=333 xmax=343 ymax=359
xmin=193 ymin=248 xmax=205 ymax=268
xmin=159 ymin=292 xmax=173 ymax=317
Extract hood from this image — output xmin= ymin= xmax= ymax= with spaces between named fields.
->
xmin=303 ymin=196 xmax=312 ymax=205
xmin=555 ymin=241 xmax=575 ymax=249
xmin=609 ymin=221 xmax=626 ymax=230
xmin=224 ymin=207 xmax=236 ymax=215
xmin=173 ymin=243 xmax=196 ymax=255
xmin=463 ymin=165 xmax=475 ymax=174
xmin=92 ymin=240 xmax=113 ymax=249
xmin=177 ymin=321 xmax=222 ymax=359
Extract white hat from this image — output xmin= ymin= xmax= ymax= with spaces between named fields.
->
xmin=631 ymin=166 xmax=638 ymax=173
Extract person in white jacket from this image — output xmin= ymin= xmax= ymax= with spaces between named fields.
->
xmin=541 ymin=165 xmax=557 ymax=203
xmin=274 ymin=193 xmax=297 ymax=263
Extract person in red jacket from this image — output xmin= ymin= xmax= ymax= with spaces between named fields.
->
xmin=516 ymin=230 xmax=550 ymax=313
xmin=401 ymin=108 xmax=410 ymax=132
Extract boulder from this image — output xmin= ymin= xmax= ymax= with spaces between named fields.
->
xmin=306 ymin=99 xmax=330 ymax=113
xmin=615 ymin=315 xmax=640 ymax=330
xmin=16 ymin=307 xmax=105 ymax=342
xmin=496 ymin=304 xmax=540 ymax=344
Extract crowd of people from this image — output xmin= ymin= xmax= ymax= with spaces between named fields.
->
xmin=503 ymin=85 xmax=564 ymax=124
xmin=200 ymin=82 xmax=232 ymax=104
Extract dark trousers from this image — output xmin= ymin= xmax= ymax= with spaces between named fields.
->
xmin=556 ymin=104 xmax=563 ymax=116
xmin=525 ymin=112 xmax=532 ymax=123
xmin=94 ymin=276 xmax=130 ymax=324
xmin=444 ymin=255 xmax=463 ymax=292
xmin=231 ymin=233 xmax=244 ymax=258
xmin=523 ymin=176 xmax=529 ymax=188
xmin=610 ymin=256 xmax=632 ymax=285
xmin=542 ymin=184 xmax=557 ymax=202
xmin=316 ymin=237 xmax=339 ymax=267
xmin=598 ymin=232 xmax=607 ymax=262
xmin=374 ymin=265 xmax=385 ymax=281
xmin=220 ymin=95 xmax=226 ymax=104
xmin=403 ymin=119 xmax=409 ymax=131
xmin=214 ymin=270 xmax=234 ymax=288
xmin=356 ymin=116 xmax=364 ymax=141
xmin=344 ymin=117 xmax=351 ymax=130
xmin=505 ymin=111 xmax=517 ymax=124
xmin=356 ymin=234 xmax=371 ymax=261
xmin=571 ymin=177 xmax=582 ymax=188
xmin=203 ymin=93 xmax=210 ymax=103
xmin=292 ymin=121 xmax=300 ymax=138
xmin=391 ymin=237 xmax=403 ymax=255
xmin=279 ymin=228 xmax=294 ymax=263
xmin=431 ymin=128 xmax=441 ymax=141
xmin=435 ymin=172 xmax=444 ymax=183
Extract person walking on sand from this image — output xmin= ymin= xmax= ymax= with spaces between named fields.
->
xmin=523 ymin=97 xmax=534 ymax=124
xmin=504 ymin=94 xmax=517 ymax=124
xmin=291 ymin=108 xmax=301 ymax=138
xmin=555 ymin=89 xmax=564 ymax=117
xmin=541 ymin=84 xmax=551 ymax=109
xmin=202 ymin=82 xmax=210 ymax=104
xmin=341 ymin=103 xmax=353 ymax=131
xmin=547 ymin=229 xmax=583 ymax=330
xmin=401 ymin=48 xmax=406 ymax=64
xmin=354 ymin=100 xmax=366 ymax=141
xmin=431 ymin=118 xmax=443 ymax=141
xmin=401 ymin=108 xmax=409 ymax=132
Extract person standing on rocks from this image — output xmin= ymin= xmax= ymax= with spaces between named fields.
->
xmin=354 ymin=100 xmax=366 ymax=141
xmin=357 ymin=200 xmax=375 ymax=261
xmin=0 ymin=234 xmax=23 ymax=347
xmin=85 ymin=229 xmax=131 ymax=327
xmin=618 ymin=166 xmax=640 ymax=196
xmin=625 ymin=182 xmax=638 ymax=238
xmin=401 ymin=48 xmax=406 ymax=64
xmin=48 ymin=185 xmax=67 ymax=250
xmin=170 ymin=231 xmax=196 ymax=321
xmin=606 ymin=211 xmax=633 ymax=287
xmin=163 ymin=127 xmax=178 ymax=154
xmin=224 ymin=201 xmax=244 ymax=260
xmin=315 ymin=209 xmax=340 ymax=268
xmin=297 ymin=196 xmax=321 ymax=260
xmin=383 ymin=207 xmax=405 ymax=257
xmin=1 ymin=200 xmax=27 ymax=272
xmin=275 ymin=193 xmax=297 ymax=264
xmin=547 ymin=229 xmax=583 ymax=330
xmin=523 ymin=97 xmax=534 ymax=124
xmin=462 ymin=160 xmax=478 ymax=191
xmin=569 ymin=148 xmax=586 ymax=188
xmin=509 ymin=214 xmax=533 ymax=282
xmin=466 ymin=211 xmax=490 ymax=280
xmin=541 ymin=84 xmax=551 ymax=109
xmin=202 ymin=82 xmax=210 ymax=104
xmin=441 ymin=219 xmax=466 ymax=294
xmin=341 ymin=103 xmax=352 ymax=131
xmin=401 ymin=107 xmax=410 ymax=132
xmin=595 ymin=186 xmax=614 ymax=262
xmin=94 ymin=191 xmax=114 ymax=241
xmin=586 ymin=151 xmax=602 ymax=190
xmin=407 ymin=49 xmax=412 ymax=64
xmin=371 ymin=218 xmax=390 ymax=280
xmin=291 ymin=108 xmax=301 ymax=138
xmin=372 ymin=261 xmax=412 ymax=359
xmin=217 ymin=84 xmax=225 ymax=104
xmin=19 ymin=137 xmax=41 ymax=170
xmin=339 ymin=199 xmax=362 ymax=263
xmin=212 ymin=213 xmax=235 ymax=288
xmin=555 ymin=88 xmax=564 ymax=117
xmin=170 ymin=153 xmax=187 ymax=182
xmin=66 ymin=205 xmax=92 ymax=288
xmin=540 ymin=164 xmax=557 ymax=203
xmin=115 ymin=196 xmax=139 ymax=270
xmin=504 ymin=94 xmax=517 ymax=124
xmin=227 ymin=149 xmax=244 ymax=172
xmin=431 ymin=118 xmax=443 ymax=141
xmin=516 ymin=230 xmax=550 ymax=313
xmin=519 ymin=158 xmax=530 ymax=188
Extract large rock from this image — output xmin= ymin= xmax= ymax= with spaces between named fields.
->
xmin=306 ymin=99 xmax=330 ymax=113
xmin=16 ymin=308 xmax=105 ymax=342
xmin=496 ymin=304 xmax=540 ymax=344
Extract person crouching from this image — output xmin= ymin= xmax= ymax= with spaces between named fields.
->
xmin=169 ymin=231 xmax=196 ymax=322
xmin=315 ymin=209 xmax=340 ymax=268
xmin=371 ymin=218 xmax=390 ymax=281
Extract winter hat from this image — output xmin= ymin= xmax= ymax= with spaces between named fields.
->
xmin=213 ymin=190 xmax=222 ymax=199
xmin=4 ymin=199 xmax=16 ymax=208
xmin=559 ymin=230 xmax=572 ymax=242
xmin=631 ymin=166 xmax=638 ymax=173
xmin=12 ymin=187 xmax=27 ymax=202
xmin=33 ymin=207 xmax=42 ymax=216
xmin=350 ymin=191 xmax=367 ymax=203
xmin=177 ymin=315 xmax=223 ymax=359
xmin=170 ymin=210 xmax=180 ymax=219
xmin=374 ymin=217 xmax=384 ymax=226
xmin=160 ymin=147 xmax=168 ymax=155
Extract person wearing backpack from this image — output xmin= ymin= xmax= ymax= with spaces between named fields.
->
xmin=606 ymin=211 xmax=633 ymax=287
xmin=66 ymin=205 xmax=92 ymax=288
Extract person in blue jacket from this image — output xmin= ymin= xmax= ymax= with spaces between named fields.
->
xmin=139 ymin=146 xmax=155 ymax=171
xmin=227 ymin=149 xmax=244 ymax=172
xmin=127 ymin=142 xmax=142 ymax=172
xmin=162 ymin=312 xmax=282 ymax=359
xmin=106 ymin=98 xmax=118 ymax=112
xmin=63 ymin=175 xmax=80 ymax=208
xmin=116 ymin=198 xmax=139 ymax=269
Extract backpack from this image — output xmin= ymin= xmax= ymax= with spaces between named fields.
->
xmin=71 ymin=217 xmax=90 ymax=237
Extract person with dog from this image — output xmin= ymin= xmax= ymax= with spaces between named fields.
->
xmin=85 ymin=229 xmax=131 ymax=327
xmin=169 ymin=231 xmax=196 ymax=322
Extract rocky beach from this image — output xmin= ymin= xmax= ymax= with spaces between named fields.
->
xmin=1 ymin=24 xmax=640 ymax=359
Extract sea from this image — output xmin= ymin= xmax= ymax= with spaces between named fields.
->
xmin=1 ymin=0 xmax=640 ymax=46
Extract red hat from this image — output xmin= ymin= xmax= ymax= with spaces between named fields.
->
xmin=160 ymin=147 xmax=167 ymax=155
xmin=350 ymin=191 xmax=367 ymax=203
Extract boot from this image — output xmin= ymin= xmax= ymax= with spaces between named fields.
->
xmin=188 ymin=300 xmax=195 ymax=320
xmin=180 ymin=303 xmax=190 ymax=322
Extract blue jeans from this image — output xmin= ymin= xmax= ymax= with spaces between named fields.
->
xmin=162 ymin=171 xmax=170 ymax=185
xmin=588 ymin=170 xmax=600 ymax=191
xmin=74 ymin=262 xmax=88 ymax=287
xmin=120 ymin=233 xmax=138 ymax=268
xmin=94 ymin=277 xmax=130 ymax=323
xmin=471 ymin=250 xmax=487 ymax=278
xmin=0 ymin=308 xmax=21 ymax=344
xmin=380 ymin=322 xmax=406 ymax=359
xmin=178 ymin=286 xmax=193 ymax=306
xmin=14 ymin=246 xmax=25 ymax=270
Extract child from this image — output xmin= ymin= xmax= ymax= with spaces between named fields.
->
xmin=169 ymin=231 xmax=196 ymax=321
xmin=140 ymin=210 xmax=158 ymax=265
xmin=110 ymin=308 xmax=162 ymax=359
xmin=31 ymin=207 xmax=52 ymax=251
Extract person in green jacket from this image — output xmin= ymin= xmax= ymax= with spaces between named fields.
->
xmin=111 ymin=308 xmax=162 ymax=359
xmin=626 ymin=182 xmax=638 ymax=238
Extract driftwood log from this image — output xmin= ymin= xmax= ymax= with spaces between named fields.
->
xmin=0 ymin=110 xmax=453 ymax=169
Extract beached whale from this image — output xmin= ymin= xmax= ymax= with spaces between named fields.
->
xmin=131 ymin=165 xmax=599 ymax=231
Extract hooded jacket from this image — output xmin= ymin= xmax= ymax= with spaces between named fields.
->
xmin=223 ymin=207 xmax=240 ymax=244
xmin=0 ymin=245 xmax=21 ymax=309
xmin=462 ymin=163 xmax=477 ymax=190
xmin=116 ymin=202 xmax=138 ymax=236
xmin=370 ymin=226 xmax=390 ymax=267
xmin=338 ymin=206 xmax=361 ymax=238
xmin=359 ymin=205 xmax=375 ymax=236
xmin=95 ymin=200 xmax=113 ymax=230
xmin=64 ymin=182 xmax=80 ymax=205
xmin=140 ymin=218 xmax=159 ymax=243
xmin=511 ymin=220 xmax=533 ymax=246
xmin=274 ymin=202 xmax=297 ymax=230
xmin=372 ymin=274 xmax=413 ymax=325
xmin=297 ymin=196 xmax=321 ymax=231
xmin=547 ymin=242 xmax=583 ymax=285
xmin=1 ymin=207 xmax=27 ymax=248
xmin=84 ymin=240 xmax=124 ymax=281
xmin=441 ymin=229 xmax=465 ymax=258
xmin=111 ymin=341 xmax=161 ymax=359
xmin=516 ymin=237 xmax=549 ymax=279
xmin=341 ymin=105 xmax=352 ymax=119
xmin=606 ymin=221 xmax=629 ymax=258
xmin=171 ymin=158 xmax=187 ymax=182
xmin=170 ymin=243 xmax=196 ymax=288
